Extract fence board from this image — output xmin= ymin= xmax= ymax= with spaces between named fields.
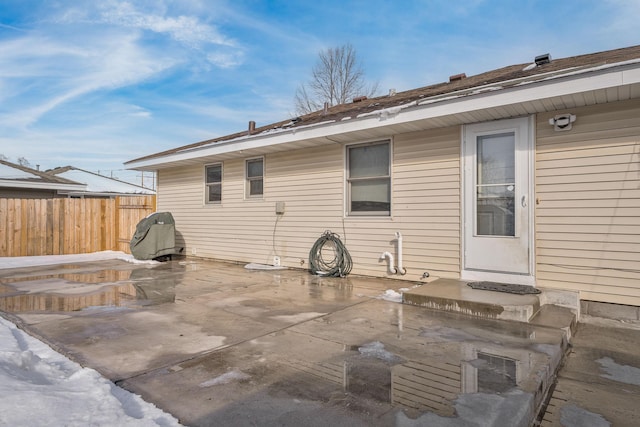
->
xmin=0 ymin=195 xmax=155 ymax=257
xmin=0 ymin=199 xmax=6 ymax=255
xmin=116 ymin=196 xmax=155 ymax=253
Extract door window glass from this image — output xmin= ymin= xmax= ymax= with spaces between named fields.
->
xmin=476 ymin=133 xmax=515 ymax=236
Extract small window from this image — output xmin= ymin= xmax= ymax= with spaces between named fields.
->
xmin=205 ymin=163 xmax=222 ymax=203
xmin=246 ymin=158 xmax=264 ymax=198
xmin=347 ymin=141 xmax=391 ymax=215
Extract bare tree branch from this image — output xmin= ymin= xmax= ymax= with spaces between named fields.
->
xmin=17 ymin=157 xmax=32 ymax=168
xmin=295 ymin=44 xmax=378 ymax=116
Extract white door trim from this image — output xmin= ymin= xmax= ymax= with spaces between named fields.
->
xmin=460 ymin=116 xmax=536 ymax=285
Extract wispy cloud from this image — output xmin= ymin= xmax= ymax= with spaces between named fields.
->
xmin=54 ymin=0 xmax=242 ymax=67
xmin=0 ymin=0 xmax=246 ymax=131
xmin=96 ymin=1 xmax=235 ymax=48
xmin=0 ymin=31 xmax=175 ymax=129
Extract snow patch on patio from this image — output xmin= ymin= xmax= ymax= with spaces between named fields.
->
xmin=597 ymin=356 xmax=640 ymax=386
xmin=560 ymin=404 xmax=611 ymax=427
xmin=396 ymin=389 xmax=534 ymax=427
xmin=271 ymin=312 xmax=327 ymax=323
xmin=378 ymin=289 xmax=403 ymax=302
xmin=244 ymin=263 xmax=286 ymax=270
xmin=358 ymin=341 xmax=400 ymax=362
xmin=199 ymin=369 xmax=251 ymax=387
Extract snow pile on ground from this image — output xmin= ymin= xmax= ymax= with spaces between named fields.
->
xmin=0 ymin=316 xmax=182 ymax=426
xmin=0 ymin=251 xmax=159 ymax=270
xmin=378 ymin=289 xmax=403 ymax=302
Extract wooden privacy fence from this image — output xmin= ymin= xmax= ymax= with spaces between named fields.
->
xmin=0 ymin=195 xmax=156 ymax=257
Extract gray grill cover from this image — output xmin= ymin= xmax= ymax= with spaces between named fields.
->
xmin=130 ymin=212 xmax=176 ymax=260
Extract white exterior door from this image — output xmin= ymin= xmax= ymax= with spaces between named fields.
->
xmin=462 ymin=117 xmax=533 ymax=283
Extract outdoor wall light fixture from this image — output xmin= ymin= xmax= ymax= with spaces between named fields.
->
xmin=549 ymin=113 xmax=576 ymax=131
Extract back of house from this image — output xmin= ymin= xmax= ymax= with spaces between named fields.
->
xmin=126 ymin=44 xmax=640 ymax=315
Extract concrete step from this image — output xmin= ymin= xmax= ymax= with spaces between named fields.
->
xmin=529 ymin=304 xmax=577 ymax=342
xmin=403 ymin=278 xmax=541 ymax=323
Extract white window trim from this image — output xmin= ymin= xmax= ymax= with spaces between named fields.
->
xmin=345 ymin=139 xmax=392 ymax=217
xmin=245 ymin=156 xmax=264 ymax=199
xmin=204 ymin=162 xmax=223 ymax=205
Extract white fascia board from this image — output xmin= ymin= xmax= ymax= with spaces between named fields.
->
xmin=623 ymin=66 xmax=640 ymax=84
xmin=127 ymin=64 xmax=640 ymax=171
xmin=0 ymin=179 xmax=87 ymax=191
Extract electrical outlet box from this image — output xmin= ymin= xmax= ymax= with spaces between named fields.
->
xmin=275 ymin=201 xmax=285 ymax=215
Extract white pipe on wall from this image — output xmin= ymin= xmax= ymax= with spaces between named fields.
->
xmin=395 ymin=231 xmax=407 ymax=275
xmin=380 ymin=251 xmax=397 ymax=274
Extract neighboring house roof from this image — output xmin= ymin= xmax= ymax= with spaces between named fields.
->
xmin=126 ymin=44 xmax=640 ymax=171
xmin=47 ymin=166 xmax=155 ymax=195
xmin=0 ymin=160 xmax=86 ymax=192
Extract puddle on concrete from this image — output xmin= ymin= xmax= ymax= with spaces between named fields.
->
xmin=154 ymin=322 xmax=558 ymax=426
xmin=277 ymin=340 xmax=543 ymax=418
xmin=0 ymin=267 xmax=133 ymax=285
xmin=0 ymin=267 xmax=179 ymax=313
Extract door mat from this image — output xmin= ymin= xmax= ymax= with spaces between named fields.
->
xmin=467 ymin=281 xmax=541 ymax=295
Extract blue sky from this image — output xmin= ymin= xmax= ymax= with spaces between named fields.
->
xmin=1 ymin=0 xmax=638 ymax=185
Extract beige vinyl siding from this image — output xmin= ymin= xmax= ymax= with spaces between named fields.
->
xmin=393 ymin=127 xmax=461 ymax=278
xmin=157 ymin=126 xmax=461 ymax=281
xmin=535 ymin=99 xmax=640 ymax=305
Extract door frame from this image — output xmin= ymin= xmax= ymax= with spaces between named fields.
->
xmin=460 ymin=116 xmax=536 ymax=286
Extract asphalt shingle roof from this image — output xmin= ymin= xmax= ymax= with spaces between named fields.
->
xmin=127 ymin=44 xmax=640 ymax=165
xmin=0 ymin=160 xmax=80 ymax=185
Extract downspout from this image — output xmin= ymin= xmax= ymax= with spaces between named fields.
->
xmin=380 ymin=252 xmax=397 ymax=274
xmin=395 ymin=232 xmax=407 ymax=275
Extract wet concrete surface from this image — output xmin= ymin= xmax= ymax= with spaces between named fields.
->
xmin=541 ymin=324 xmax=640 ymax=427
xmin=0 ymin=259 xmax=574 ymax=426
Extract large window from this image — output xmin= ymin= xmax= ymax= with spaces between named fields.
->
xmin=205 ymin=163 xmax=222 ymax=203
xmin=246 ymin=158 xmax=264 ymax=198
xmin=347 ymin=141 xmax=391 ymax=215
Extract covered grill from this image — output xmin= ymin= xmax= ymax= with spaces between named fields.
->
xmin=130 ymin=212 xmax=176 ymax=260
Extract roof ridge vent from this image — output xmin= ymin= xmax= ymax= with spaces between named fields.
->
xmin=449 ymin=73 xmax=466 ymax=82
xmin=535 ymin=53 xmax=552 ymax=66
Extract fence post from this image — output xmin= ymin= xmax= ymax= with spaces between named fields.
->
xmin=114 ymin=196 xmax=121 ymax=252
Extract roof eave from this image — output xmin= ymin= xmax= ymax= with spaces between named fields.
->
xmin=126 ymin=61 xmax=640 ymax=171
xmin=0 ymin=180 xmax=87 ymax=191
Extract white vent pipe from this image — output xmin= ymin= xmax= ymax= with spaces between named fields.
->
xmin=395 ymin=232 xmax=407 ymax=275
xmin=380 ymin=251 xmax=397 ymax=274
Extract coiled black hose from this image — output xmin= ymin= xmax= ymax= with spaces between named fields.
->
xmin=308 ymin=231 xmax=352 ymax=277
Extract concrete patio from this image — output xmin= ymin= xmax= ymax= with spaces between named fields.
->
xmin=1 ymin=258 xmax=638 ymax=426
